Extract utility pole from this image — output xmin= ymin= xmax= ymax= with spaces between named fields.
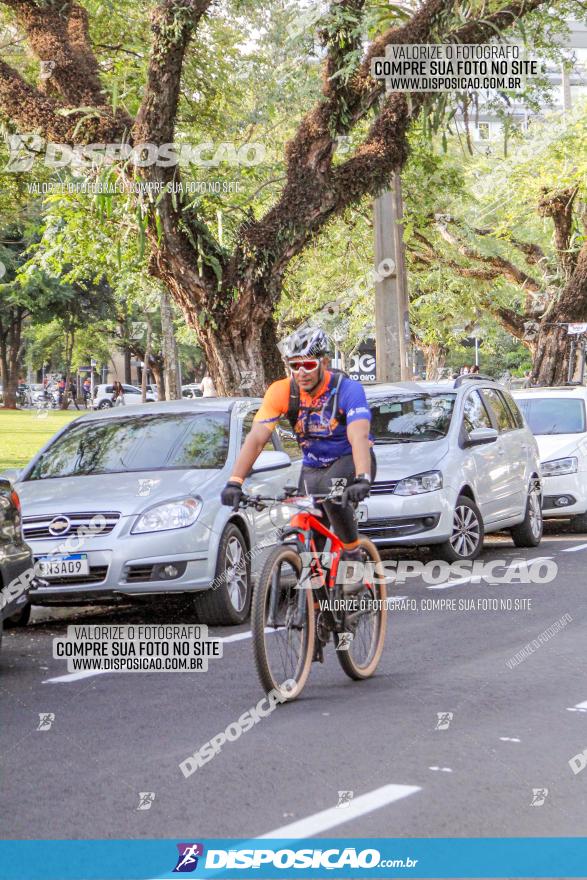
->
xmin=373 ymin=172 xmax=411 ymax=382
xmin=371 ymin=50 xmax=411 ymax=383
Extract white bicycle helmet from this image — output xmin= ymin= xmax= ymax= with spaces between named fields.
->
xmin=283 ymin=327 xmax=329 ymax=359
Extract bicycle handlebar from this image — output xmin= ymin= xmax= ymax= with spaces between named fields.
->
xmin=239 ymin=487 xmax=352 ymax=512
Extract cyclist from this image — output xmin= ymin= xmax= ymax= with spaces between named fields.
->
xmin=220 ymin=327 xmax=375 ymax=561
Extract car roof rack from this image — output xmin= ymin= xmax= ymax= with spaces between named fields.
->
xmin=453 ymin=374 xmax=496 ymax=389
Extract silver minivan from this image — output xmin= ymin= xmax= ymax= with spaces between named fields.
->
xmin=9 ymin=399 xmax=300 ymax=625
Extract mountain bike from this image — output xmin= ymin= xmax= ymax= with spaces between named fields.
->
xmin=241 ymin=487 xmax=387 ymax=701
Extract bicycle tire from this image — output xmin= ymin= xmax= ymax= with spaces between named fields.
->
xmin=336 ymin=537 xmax=387 ymax=680
xmin=252 ymin=544 xmax=315 ymax=701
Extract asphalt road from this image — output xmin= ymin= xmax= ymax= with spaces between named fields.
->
xmin=1 ymin=527 xmax=586 ymax=841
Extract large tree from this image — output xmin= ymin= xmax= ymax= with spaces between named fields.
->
xmin=0 ymin=0 xmax=569 ymax=393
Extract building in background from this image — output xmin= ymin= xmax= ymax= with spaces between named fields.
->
xmin=459 ymin=21 xmax=587 ymax=145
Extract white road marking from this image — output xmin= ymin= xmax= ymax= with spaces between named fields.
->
xmin=562 ymin=543 xmax=587 ymax=553
xmin=429 ymin=766 xmax=452 ymax=772
xmin=567 ymin=699 xmax=587 ymax=713
xmin=499 ymin=736 xmax=521 ymax=742
xmin=427 ymin=576 xmax=473 ymax=591
xmin=43 ymin=669 xmax=109 ymax=684
xmin=219 ymin=630 xmax=255 ymax=644
xmin=259 ymin=784 xmax=421 ymax=839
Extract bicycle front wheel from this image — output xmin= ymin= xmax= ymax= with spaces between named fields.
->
xmin=252 ymin=545 xmax=315 ymax=701
xmin=336 ymin=537 xmax=387 ymax=680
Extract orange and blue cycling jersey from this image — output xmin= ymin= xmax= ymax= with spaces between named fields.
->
xmin=253 ymin=370 xmax=372 ymax=468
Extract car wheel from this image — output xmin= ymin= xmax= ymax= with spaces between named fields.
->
xmin=196 ymin=523 xmax=251 ymax=626
xmin=5 ymin=602 xmax=31 ymax=628
xmin=511 ymin=482 xmax=543 ymax=547
xmin=97 ymin=400 xmax=112 ymax=409
xmin=570 ymin=512 xmax=587 ymax=533
xmin=437 ymin=495 xmax=484 ymax=562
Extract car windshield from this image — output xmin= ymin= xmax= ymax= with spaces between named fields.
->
xmin=369 ymin=393 xmax=456 ymax=442
xmin=25 ymin=412 xmax=230 ymax=480
xmin=516 ymin=397 xmax=586 ymax=435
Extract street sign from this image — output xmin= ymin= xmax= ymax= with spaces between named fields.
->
xmin=567 ymin=323 xmax=587 ymax=335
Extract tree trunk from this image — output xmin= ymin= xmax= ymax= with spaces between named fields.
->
xmin=160 ymin=288 xmax=181 ymax=400
xmin=0 ymin=310 xmax=24 ymax=409
xmin=195 ymin=310 xmax=285 ymax=396
xmin=124 ymin=347 xmax=132 ymax=384
xmin=150 ymin=361 xmax=165 ymax=401
xmin=60 ymin=325 xmax=75 ymax=410
xmin=0 ymin=347 xmax=18 ymax=408
xmin=141 ymin=320 xmax=152 ymax=403
xmin=422 ymin=342 xmax=447 ymax=380
xmin=532 ymin=242 xmax=587 ymax=385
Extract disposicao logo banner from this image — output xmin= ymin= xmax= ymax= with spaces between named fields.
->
xmin=2 ymin=838 xmax=587 ymax=879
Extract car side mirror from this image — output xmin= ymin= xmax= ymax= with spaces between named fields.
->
xmin=465 ymin=426 xmax=498 ymax=447
xmin=251 ymin=450 xmax=292 ymax=474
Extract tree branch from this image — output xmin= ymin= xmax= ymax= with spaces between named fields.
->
xmin=3 ymin=1 xmax=101 ymax=105
xmin=236 ymin=0 xmax=551 ymax=304
xmin=134 ymin=0 xmax=213 ymax=146
xmin=537 ymin=185 xmax=579 ymax=279
xmin=471 ymin=226 xmax=553 ymax=276
xmin=435 ymin=217 xmax=543 ymax=293
xmin=132 ymin=1 xmax=218 ymax=319
xmin=0 ymin=0 xmax=131 ymax=139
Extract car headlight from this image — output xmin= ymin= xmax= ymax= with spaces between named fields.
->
xmin=132 ymin=497 xmax=202 ymax=534
xmin=394 ymin=470 xmax=443 ymax=495
xmin=541 ymin=457 xmax=578 ymax=477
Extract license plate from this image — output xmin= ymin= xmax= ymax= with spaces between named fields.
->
xmin=36 ymin=554 xmax=89 ymax=578
xmin=357 ymin=504 xmax=368 ymax=523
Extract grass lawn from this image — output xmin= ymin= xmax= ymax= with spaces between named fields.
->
xmin=0 ymin=408 xmax=85 ymax=473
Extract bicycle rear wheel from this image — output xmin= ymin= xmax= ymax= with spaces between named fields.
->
xmin=252 ymin=545 xmax=315 ymax=701
xmin=336 ymin=537 xmax=387 ymax=680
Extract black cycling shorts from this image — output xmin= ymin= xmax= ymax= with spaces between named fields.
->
xmin=298 ymin=450 xmax=377 ymax=545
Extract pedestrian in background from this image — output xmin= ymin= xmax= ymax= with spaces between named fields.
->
xmin=69 ymin=379 xmax=79 ymax=410
xmin=111 ymin=380 xmax=125 ymax=406
xmin=200 ymin=373 xmax=216 ymax=397
xmin=82 ymin=377 xmax=91 ymax=408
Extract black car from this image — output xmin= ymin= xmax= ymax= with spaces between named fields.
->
xmin=0 ymin=478 xmax=34 ymax=651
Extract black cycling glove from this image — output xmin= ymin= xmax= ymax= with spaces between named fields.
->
xmin=342 ymin=477 xmax=371 ymax=506
xmin=221 ymin=480 xmax=243 ymax=511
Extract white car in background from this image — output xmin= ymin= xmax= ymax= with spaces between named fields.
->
xmin=182 ymin=384 xmax=203 ymax=399
xmin=513 ymin=386 xmax=587 ymax=530
xmin=360 ymin=377 xmax=543 ymax=560
xmin=92 ymin=383 xmax=156 ymax=409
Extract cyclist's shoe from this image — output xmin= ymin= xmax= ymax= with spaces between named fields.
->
xmin=340 ymin=547 xmax=365 ymax=595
